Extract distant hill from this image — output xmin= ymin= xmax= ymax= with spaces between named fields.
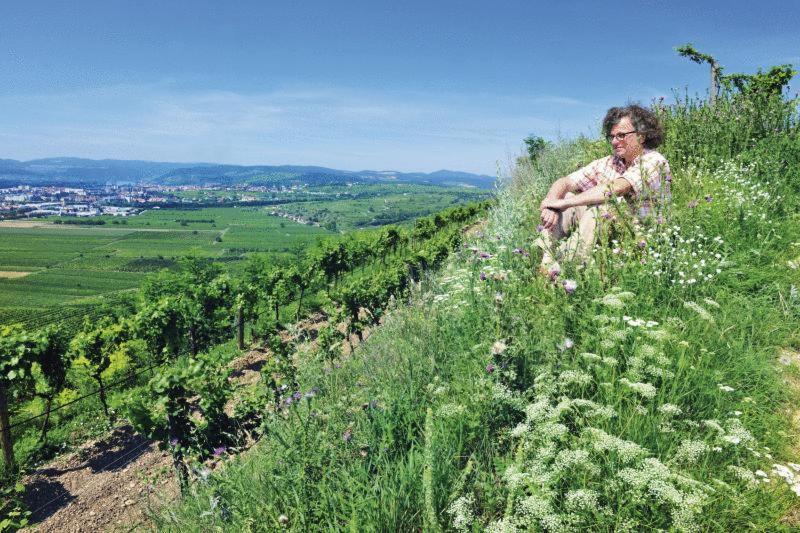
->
xmin=0 ymin=157 xmax=496 ymax=189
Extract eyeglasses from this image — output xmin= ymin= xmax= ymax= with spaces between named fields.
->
xmin=607 ymin=130 xmax=638 ymax=142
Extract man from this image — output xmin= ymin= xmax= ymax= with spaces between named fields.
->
xmin=536 ymin=104 xmax=672 ymax=275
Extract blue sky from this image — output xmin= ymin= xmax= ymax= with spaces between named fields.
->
xmin=1 ymin=1 xmax=797 ymax=175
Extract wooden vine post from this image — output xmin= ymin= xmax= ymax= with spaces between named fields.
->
xmin=0 ymin=382 xmax=13 ymax=473
xmin=676 ymin=43 xmax=722 ymax=104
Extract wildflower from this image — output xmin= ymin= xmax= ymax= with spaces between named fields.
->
xmin=683 ymin=301 xmax=715 ymax=322
xmin=672 ymin=440 xmax=709 ymax=465
xmin=169 ymin=437 xmax=179 ymax=447
xmin=705 ymin=195 xmax=713 ymax=203
xmin=718 ymin=384 xmax=735 ymax=392
xmin=342 ymin=428 xmax=353 ymax=442
xmin=447 ymin=494 xmax=475 ymax=532
xmin=536 ymin=224 xmax=545 ymax=232
xmin=619 ymin=378 xmax=657 ymax=400
xmin=479 ymin=271 xmax=486 ymax=281
xmin=638 ymin=239 xmax=647 ymax=248
xmin=492 ymin=340 xmax=507 ymax=355
xmin=292 ymin=391 xmax=302 ymax=401
xmin=494 ymin=292 xmax=504 ymax=304
xmin=479 ymin=251 xmax=492 ymax=259
xmin=562 ymin=279 xmax=577 ymax=294
xmin=212 ymin=446 xmax=227 ymax=457
xmin=486 ymin=363 xmax=495 ymax=374
xmin=278 ymin=514 xmax=289 ymax=525
xmin=688 ymin=200 xmax=699 ymax=209
xmin=658 ymin=403 xmax=683 ymax=416
xmin=512 ymin=247 xmax=528 ymax=256
xmin=559 ymin=337 xmax=574 ymax=351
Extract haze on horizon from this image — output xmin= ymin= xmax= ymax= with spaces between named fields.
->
xmin=1 ymin=0 xmax=797 ymax=175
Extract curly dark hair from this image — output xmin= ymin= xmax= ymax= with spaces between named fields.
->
xmin=602 ymin=104 xmax=664 ymax=149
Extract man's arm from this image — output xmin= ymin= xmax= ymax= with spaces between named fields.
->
xmin=539 ymin=176 xmax=580 ymax=229
xmin=540 ymin=177 xmax=632 ymax=212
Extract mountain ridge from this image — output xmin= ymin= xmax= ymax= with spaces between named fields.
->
xmin=0 ymin=157 xmax=496 ymax=189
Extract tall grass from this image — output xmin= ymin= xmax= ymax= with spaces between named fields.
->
xmin=155 ymin=94 xmax=800 ymax=531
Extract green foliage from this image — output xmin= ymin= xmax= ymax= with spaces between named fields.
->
xmin=722 ymin=65 xmax=797 ymax=97
xmin=137 ymin=258 xmax=234 ymax=359
xmin=523 ymin=134 xmax=548 ymax=162
xmin=126 ymin=352 xmax=233 ymax=490
xmin=0 ymin=482 xmax=29 ymax=532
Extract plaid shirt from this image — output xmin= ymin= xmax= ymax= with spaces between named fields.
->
xmin=566 ymin=149 xmax=672 ymax=219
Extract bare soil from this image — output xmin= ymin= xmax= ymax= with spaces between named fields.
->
xmin=22 ymin=426 xmax=177 ymax=532
xmin=0 ymin=270 xmax=31 ymax=278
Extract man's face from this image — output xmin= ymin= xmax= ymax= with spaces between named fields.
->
xmin=609 ymin=116 xmax=644 ymax=162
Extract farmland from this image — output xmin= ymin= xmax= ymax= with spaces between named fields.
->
xmin=0 ymin=184 xmax=488 ymax=329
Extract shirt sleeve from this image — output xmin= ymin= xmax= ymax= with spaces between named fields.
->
xmin=620 ymin=152 xmax=670 ymax=197
xmin=566 ymin=157 xmax=607 ymax=192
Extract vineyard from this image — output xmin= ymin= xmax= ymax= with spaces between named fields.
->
xmin=0 ymin=200 xmax=490 ymax=530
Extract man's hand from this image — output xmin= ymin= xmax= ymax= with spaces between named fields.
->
xmin=540 ymin=197 xmax=570 ymax=211
xmin=540 ymin=207 xmax=559 ymax=230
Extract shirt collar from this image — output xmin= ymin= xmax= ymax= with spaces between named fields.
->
xmin=612 ymin=149 xmax=650 ymax=171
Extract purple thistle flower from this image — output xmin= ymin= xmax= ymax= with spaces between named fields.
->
xmin=638 ymin=239 xmax=647 ymax=248
xmin=486 ymin=363 xmax=495 ymax=374
xmin=536 ymin=224 xmax=545 ymax=233
xmin=169 ymin=437 xmax=179 ymax=447
xmin=479 ymin=271 xmax=487 ymax=281
xmin=292 ymin=391 xmax=302 ymax=401
xmin=513 ymin=247 xmax=523 ymax=254
xmin=548 ymin=266 xmax=560 ymax=281
xmin=479 ymin=252 xmax=492 ymax=259
xmin=601 ymin=212 xmax=614 ymax=220
xmin=342 ymin=428 xmax=353 ymax=442
xmin=705 ymin=195 xmax=713 ymax=203
xmin=212 ymin=446 xmax=227 ymax=457
xmin=284 ymin=397 xmax=294 ymax=407
xmin=562 ymin=279 xmax=577 ymax=294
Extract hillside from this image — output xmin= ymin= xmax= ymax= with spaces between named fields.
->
xmin=150 ymin=93 xmax=800 ymax=531
xmin=0 ymin=158 xmax=495 ymax=189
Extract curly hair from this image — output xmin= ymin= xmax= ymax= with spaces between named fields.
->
xmin=602 ymin=104 xmax=664 ymax=149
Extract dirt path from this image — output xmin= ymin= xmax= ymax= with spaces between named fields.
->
xmin=22 ymin=426 xmax=177 ymax=532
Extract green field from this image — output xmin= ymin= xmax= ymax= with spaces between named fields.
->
xmin=0 ymin=184 xmax=487 ymax=328
xmin=0 ymin=208 xmax=332 ymax=327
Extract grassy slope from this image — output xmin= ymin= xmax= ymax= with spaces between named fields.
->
xmin=156 ymin=96 xmax=800 ymax=531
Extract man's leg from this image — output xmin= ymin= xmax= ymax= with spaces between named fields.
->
xmin=535 ymin=193 xmax=586 ymax=273
xmin=559 ymin=205 xmax=603 ymax=264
